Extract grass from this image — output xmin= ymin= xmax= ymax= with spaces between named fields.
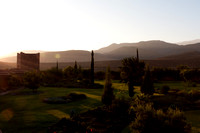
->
xmin=0 ymin=81 xmax=200 ymax=133
xmin=0 ymin=87 xmax=103 ymax=133
xmin=155 ymin=81 xmax=200 ymax=132
xmin=185 ymin=110 xmax=200 ymax=133
xmin=154 ymin=81 xmax=200 ymax=92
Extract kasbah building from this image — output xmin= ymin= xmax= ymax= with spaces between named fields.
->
xmin=0 ymin=52 xmax=40 ymax=90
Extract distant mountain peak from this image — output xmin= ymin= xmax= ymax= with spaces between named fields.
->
xmin=177 ymin=39 xmax=200 ymax=45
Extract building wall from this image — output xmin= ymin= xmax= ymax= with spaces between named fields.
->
xmin=17 ymin=52 xmax=40 ymax=71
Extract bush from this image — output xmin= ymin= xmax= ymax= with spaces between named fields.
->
xmin=66 ymin=93 xmax=87 ymax=101
xmin=23 ymin=71 xmax=41 ymax=92
xmin=110 ymin=97 xmax=130 ymax=114
xmin=160 ymin=85 xmax=170 ymax=94
xmin=8 ymin=75 xmax=23 ymax=89
xmin=188 ymin=89 xmax=200 ymax=101
xmin=131 ymin=103 xmax=191 ymax=133
xmin=102 ymin=67 xmax=114 ymax=105
xmin=43 ymin=97 xmax=70 ymax=104
xmin=43 ymin=93 xmax=87 ymax=104
xmin=47 ymin=118 xmax=87 ymax=133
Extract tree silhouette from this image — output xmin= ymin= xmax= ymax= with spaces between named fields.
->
xmin=141 ymin=66 xmax=154 ymax=95
xmin=121 ymin=56 xmax=145 ymax=97
xmin=74 ymin=61 xmax=78 ymax=78
xmin=90 ymin=50 xmax=94 ymax=84
xmin=102 ymin=66 xmax=114 ymax=105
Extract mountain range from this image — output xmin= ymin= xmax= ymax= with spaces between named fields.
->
xmin=1 ymin=40 xmax=200 ymax=64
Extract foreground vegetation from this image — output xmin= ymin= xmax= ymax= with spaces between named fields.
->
xmin=0 ymin=87 xmax=103 ymax=133
xmin=0 ymin=81 xmax=200 ymax=132
xmin=1 ymin=55 xmax=200 ymax=132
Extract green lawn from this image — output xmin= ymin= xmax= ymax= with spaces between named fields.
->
xmin=0 ymin=81 xmax=200 ymax=133
xmin=154 ymin=81 xmax=200 ymax=92
xmin=0 ymin=87 xmax=104 ymax=133
xmin=154 ymin=81 xmax=200 ymax=132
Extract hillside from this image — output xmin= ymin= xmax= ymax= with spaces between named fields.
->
xmin=97 ymin=40 xmax=182 ymax=59
xmin=157 ymin=51 xmax=200 ymax=61
xmin=1 ymin=40 xmax=200 ymax=64
xmin=0 ymin=62 xmax=15 ymax=69
xmin=177 ymin=39 xmax=200 ymax=45
xmin=97 ymin=40 xmax=200 ymax=60
xmin=96 ymin=40 xmax=179 ymax=53
xmin=0 ymin=50 xmax=115 ymax=63
xmin=106 ymin=46 xmax=159 ymax=59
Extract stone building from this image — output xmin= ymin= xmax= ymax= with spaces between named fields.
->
xmin=0 ymin=52 xmax=40 ymax=90
xmin=17 ymin=52 xmax=40 ymax=71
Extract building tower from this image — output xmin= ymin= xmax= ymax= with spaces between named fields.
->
xmin=17 ymin=52 xmax=40 ymax=71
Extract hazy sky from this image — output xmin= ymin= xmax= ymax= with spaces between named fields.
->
xmin=0 ymin=0 xmax=200 ymax=57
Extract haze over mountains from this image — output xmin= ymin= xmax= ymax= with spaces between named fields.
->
xmin=1 ymin=40 xmax=200 ymax=63
xmin=177 ymin=39 xmax=200 ymax=45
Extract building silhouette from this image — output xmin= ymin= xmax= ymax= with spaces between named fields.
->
xmin=0 ymin=52 xmax=40 ymax=90
xmin=17 ymin=52 xmax=40 ymax=71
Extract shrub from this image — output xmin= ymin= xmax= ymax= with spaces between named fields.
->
xmin=8 ymin=75 xmax=23 ymax=89
xmin=192 ymin=82 xmax=197 ymax=87
xmin=102 ymin=67 xmax=114 ymax=105
xmin=131 ymin=103 xmax=191 ymax=133
xmin=47 ymin=118 xmax=87 ymax=133
xmin=188 ymin=89 xmax=200 ymax=101
xmin=66 ymin=93 xmax=87 ymax=101
xmin=23 ymin=71 xmax=41 ymax=92
xmin=160 ymin=85 xmax=170 ymax=94
xmin=43 ymin=93 xmax=87 ymax=104
xmin=43 ymin=97 xmax=69 ymax=104
xmin=110 ymin=97 xmax=130 ymax=114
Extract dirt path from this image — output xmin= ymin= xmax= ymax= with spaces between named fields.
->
xmin=0 ymin=90 xmax=13 ymax=96
xmin=0 ymin=88 xmax=23 ymax=96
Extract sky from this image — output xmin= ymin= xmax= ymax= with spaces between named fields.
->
xmin=0 ymin=0 xmax=200 ymax=57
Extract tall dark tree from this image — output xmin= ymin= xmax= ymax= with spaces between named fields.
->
xmin=102 ymin=66 xmax=114 ymax=105
xmin=120 ymin=55 xmax=145 ymax=97
xmin=56 ymin=60 xmax=59 ymax=72
xmin=136 ymin=48 xmax=139 ymax=62
xmin=90 ymin=50 xmax=94 ymax=84
xmin=141 ymin=66 xmax=154 ymax=95
xmin=74 ymin=61 xmax=78 ymax=70
xmin=74 ymin=61 xmax=78 ymax=78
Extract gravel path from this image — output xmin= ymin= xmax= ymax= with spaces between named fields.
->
xmin=0 ymin=90 xmax=12 ymax=96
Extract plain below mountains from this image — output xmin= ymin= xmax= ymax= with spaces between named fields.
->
xmin=1 ymin=40 xmax=200 ymax=63
xmin=0 ymin=50 xmax=114 ymax=63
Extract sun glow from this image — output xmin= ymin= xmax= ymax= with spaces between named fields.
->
xmin=0 ymin=0 xmax=108 ymax=58
xmin=0 ymin=0 xmax=200 ymax=58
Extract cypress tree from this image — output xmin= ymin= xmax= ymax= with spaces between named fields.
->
xmin=74 ymin=61 xmax=78 ymax=78
xmin=102 ymin=66 xmax=114 ymax=105
xmin=74 ymin=61 xmax=78 ymax=70
xmin=56 ymin=60 xmax=59 ymax=71
xmin=90 ymin=50 xmax=94 ymax=84
xmin=136 ymin=48 xmax=139 ymax=62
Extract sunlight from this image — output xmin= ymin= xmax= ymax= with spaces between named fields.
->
xmin=47 ymin=110 xmax=70 ymax=119
xmin=0 ymin=108 xmax=14 ymax=121
xmin=73 ymin=91 xmax=101 ymax=101
xmin=55 ymin=54 xmax=61 ymax=59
